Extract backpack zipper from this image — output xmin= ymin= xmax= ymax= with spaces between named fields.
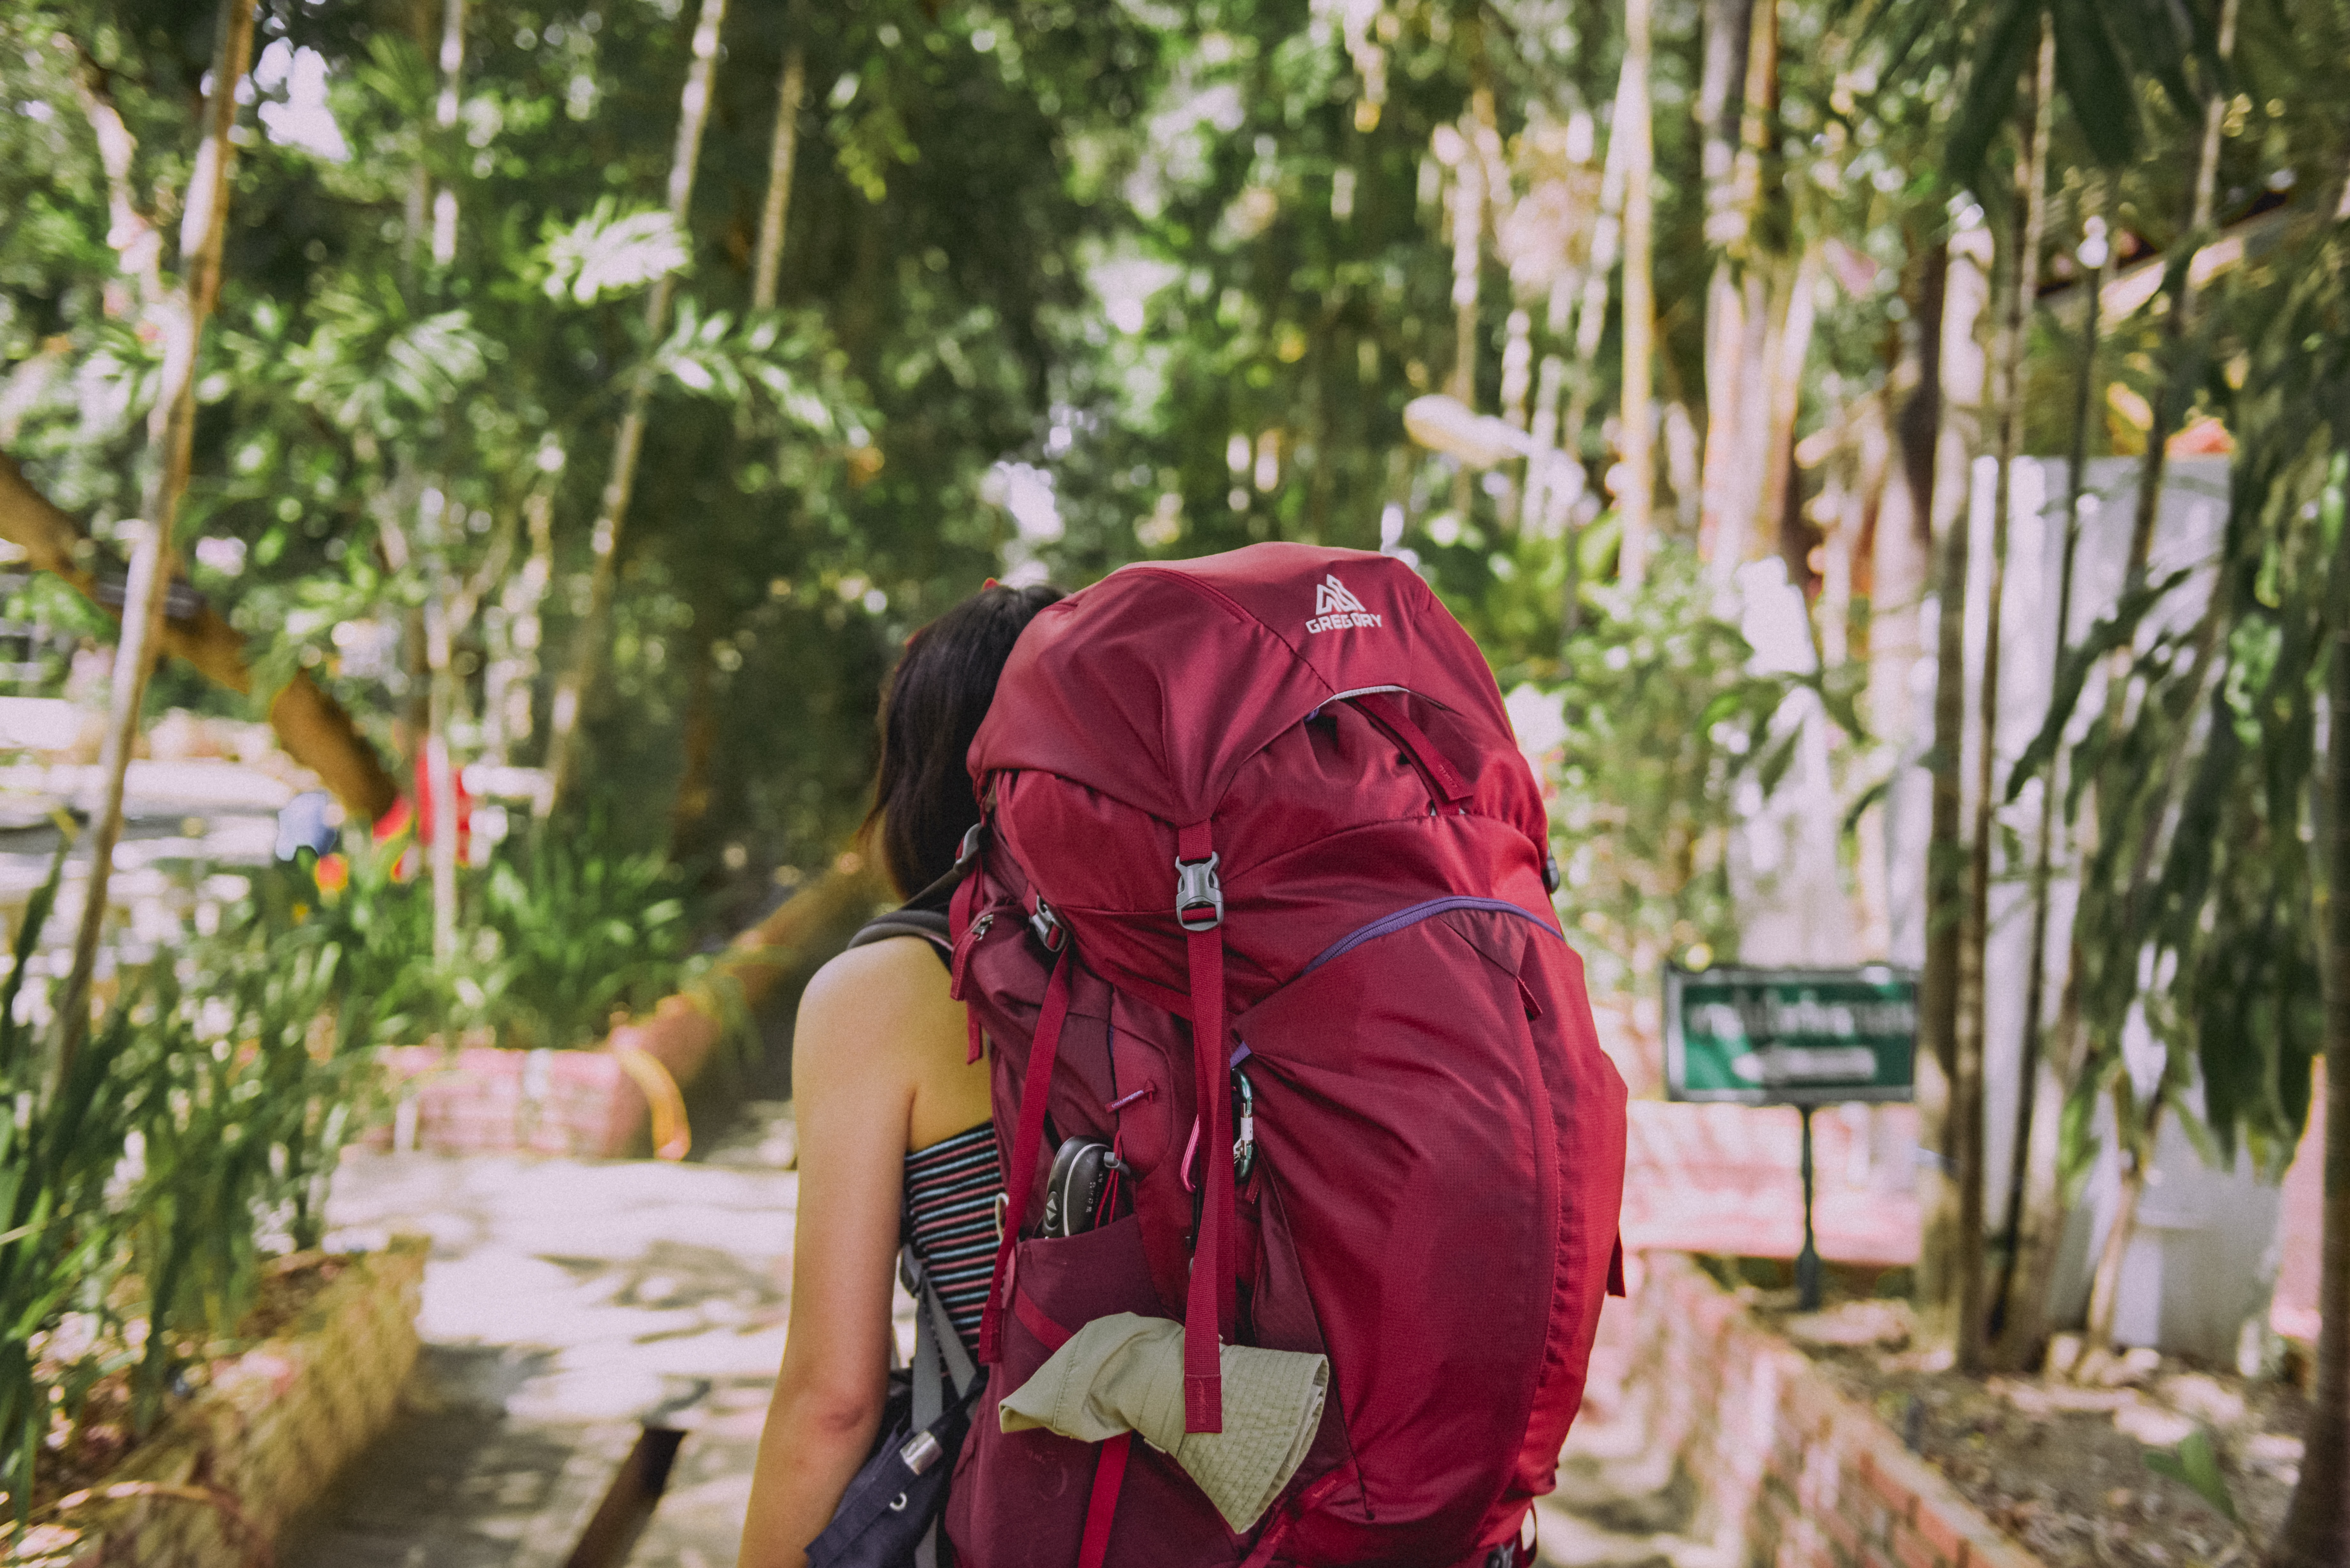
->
xmin=949 ymin=908 xmax=1001 ymax=1000
xmin=1299 ymin=895 xmax=1561 ymax=977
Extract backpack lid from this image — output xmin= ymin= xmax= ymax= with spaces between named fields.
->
xmin=969 ymin=544 xmax=1516 ymax=825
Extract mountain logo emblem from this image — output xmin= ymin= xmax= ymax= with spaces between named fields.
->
xmin=1314 ymin=575 xmax=1366 ymax=615
xmin=1306 ymin=573 xmax=1382 ymax=634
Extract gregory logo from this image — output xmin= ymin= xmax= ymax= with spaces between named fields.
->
xmin=1306 ymin=573 xmax=1382 ymax=635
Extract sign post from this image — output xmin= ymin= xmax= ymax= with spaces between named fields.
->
xmin=1664 ymin=965 xmax=1919 ymax=1308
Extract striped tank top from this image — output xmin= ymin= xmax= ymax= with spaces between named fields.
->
xmin=904 ymin=1124 xmax=1002 ymax=1347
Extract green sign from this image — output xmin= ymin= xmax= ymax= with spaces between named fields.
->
xmin=1664 ymin=966 xmax=1918 ymax=1105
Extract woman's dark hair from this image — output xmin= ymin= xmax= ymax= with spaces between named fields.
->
xmin=865 ymin=582 xmax=1064 ymax=899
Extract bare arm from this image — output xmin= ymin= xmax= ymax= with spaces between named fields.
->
xmin=737 ymin=942 xmax=937 ymax=1568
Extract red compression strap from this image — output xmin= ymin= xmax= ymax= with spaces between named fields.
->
xmin=1012 ymin=1289 xmax=1074 ymax=1353
xmin=1354 ymin=691 xmax=1472 ymax=804
xmin=1178 ymin=821 xmax=1232 ymax=1433
xmin=1078 ymin=1432 xmax=1133 ymax=1568
xmin=977 ymin=946 xmax=1072 ymax=1365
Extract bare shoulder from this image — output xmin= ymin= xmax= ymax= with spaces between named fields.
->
xmin=801 ymin=935 xmax=948 ymax=1009
xmin=795 ymin=938 xmax=959 ymax=1070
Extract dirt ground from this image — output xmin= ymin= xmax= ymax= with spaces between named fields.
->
xmin=1756 ymin=1294 xmax=2309 ymax=1568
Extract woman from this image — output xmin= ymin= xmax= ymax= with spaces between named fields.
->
xmin=738 ymin=582 xmax=1062 ymax=1568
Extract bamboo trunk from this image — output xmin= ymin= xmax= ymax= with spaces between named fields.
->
xmin=481 ymin=488 xmax=553 ymax=766
xmin=2084 ymin=1079 xmax=2163 ymax=1351
xmin=421 ymin=0 xmax=469 ymax=956
xmin=56 ymin=0 xmax=259 ymax=1075
xmin=1952 ymin=19 xmax=2055 ymax=1374
xmin=750 ymin=39 xmax=805 ymax=312
xmin=1991 ymin=201 xmax=2107 ymax=1371
xmin=425 ymin=601 xmax=459 ymax=963
xmin=1698 ymin=0 xmax=1778 ymax=587
xmin=428 ymin=0 xmax=466 ymax=268
xmin=1915 ymin=221 xmax=1991 ymax=1322
xmin=1616 ymin=0 xmax=1656 ymax=587
xmin=1757 ymin=246 xmax=1823 ymax=553
xmin=543 ymin=0 xmax=731 ymax=811
xmin=1561 ymin=195 xmax=1615 ymax=464
xmin=2269 ymin=524 xmax=2350 ymax=1561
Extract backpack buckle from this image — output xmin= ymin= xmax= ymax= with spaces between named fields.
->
xmin=1174 ymin=852 xmax=1223 ymax=931
xmin=1029 ymin=897 xmax=1066 ymax=953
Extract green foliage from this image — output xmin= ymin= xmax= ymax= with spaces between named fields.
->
xmin=0 ymin=841 xmax=370 ymax=1522
xmin=0 ymin=845 xmax=123 ymax=1524
xmin=279 ymin=818 xmax=709 ymax=1055
xmin=1848 ymin=0 xmax=2209 ymax=189
xmin=2142 ymin=1427 xmax=2240 ymax=1524
xmin=108 ymin=926 xmax=371 ymax=1428
xmin=475 ymin=824 xmax=708 ymax=1052
xmin=1540 ymin=547 xmax=1799 ymax=988
xmin=2036 ymin=213 xmax=2350 ymax=1181
xmin=535 ymin=200 xmax=689 ymax=307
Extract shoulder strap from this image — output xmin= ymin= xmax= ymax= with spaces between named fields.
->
xmin=900 ymin=1243 xmax=980 ymax=1423
xmin=849 ymin=908 xmax=952 ymax=952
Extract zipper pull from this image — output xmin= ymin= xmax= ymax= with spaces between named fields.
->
xmin=949 ymin=909 xmax=997 ymax=1001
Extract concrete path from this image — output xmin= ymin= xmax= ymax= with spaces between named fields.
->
xmin=283 ymin=1104 xmax=817 ymax=1568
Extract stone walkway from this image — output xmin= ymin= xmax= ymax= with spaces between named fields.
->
xmin=284 ymin=1104 xmax=819 ymax=1568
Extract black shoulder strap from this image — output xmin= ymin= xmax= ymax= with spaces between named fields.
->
xmin=848 ymin=908 xmax=952 ymax=952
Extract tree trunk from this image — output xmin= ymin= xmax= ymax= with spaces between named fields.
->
xmin=1952 ymin=18 xmax=2055 ymax=1375
xmin=1991 ymin=198 xmax=2107 ymax=1371
xmin=1560 ymin=123 xmax=1622 ymax=464
xmin=1616 ymin=0 xmax=1656 ymax=586
xmin=56 ymin=0 xmax=259 ymax=1076
xmin=1697 ymin=0 xmax=1771 ymax=581
xmin=428 ymin=0 xmax=466 ymax=268
xmin=424 ymin=602 xmax=459 ymax=963
xmin=750 ymin=39 xmax=805 ymax=311
xmin=2268 ymin=488 xmax=2350 ymax=1559
xmin=543 ymin=0 xmax=731 ymax=811
xmin=1856 ymin=258 xmax=1934 ymax=958
xmin=1696 ymin=0 xmax=1754 ymax=247
xmin=1916 ymin=219 xmax=1991 ymax=1323
xmin=481 ymin=487 xmax=553 ymax=767
xmin=2085 ymin=1082 xmax=2166 ymax=1353
xmin=1757 ymin=245 xmax=1823 ymax=554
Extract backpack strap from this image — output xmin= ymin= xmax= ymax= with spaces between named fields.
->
xmin=1175 ymin=821 xmax=1234 ymax=1434
xmin=978 ymin=943 xmax=1074 ymax=1365
xmin=1078 ymin=1432 xmax=1134 ymax=1568
xmin=900 ymin=1243 xmax=980 ymax=1421
xmin=900 ymin=1243 xmax=982 ymax=1568
xmin=848 ymin=908 xmax=952 ymax=953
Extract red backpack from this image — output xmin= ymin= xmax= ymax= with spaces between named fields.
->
xmin=941 ymin=544 xmax=1627 ymax=1568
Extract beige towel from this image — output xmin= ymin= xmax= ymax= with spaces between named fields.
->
xmin=998 ymin=1313 xmax=1328 ymax=1532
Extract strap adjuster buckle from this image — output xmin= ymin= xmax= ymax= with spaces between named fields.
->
xmin=1175 ymin=852 xmax=1223 ymax=932
xmin=1029 ymin=897 xmax=1066 ymax=952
